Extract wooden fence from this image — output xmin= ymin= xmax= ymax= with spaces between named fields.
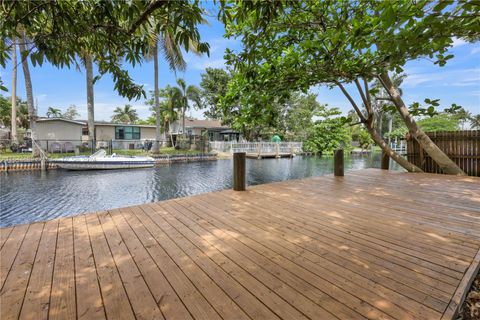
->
xmin=406 ymin=130 xmax=479 ymax=176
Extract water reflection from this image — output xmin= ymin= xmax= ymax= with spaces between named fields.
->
xmin=0 ymin=153 xmax=401 ymax=227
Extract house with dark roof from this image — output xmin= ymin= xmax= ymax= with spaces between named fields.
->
xmin=170 ymin=117 xmax=239 ymax=141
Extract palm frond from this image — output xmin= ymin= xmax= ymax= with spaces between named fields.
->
xmin=159 ymin=32 xmax=186 ymax=72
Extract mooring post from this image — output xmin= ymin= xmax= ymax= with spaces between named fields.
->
xmin=233 ymin=152 xmax=246 ymax=191
xmin=381 ymin=150 xmax=390 ymax=170
xmin=334 ymin=149 xmax=344 ymax=176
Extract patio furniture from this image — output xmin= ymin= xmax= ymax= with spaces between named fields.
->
xmin=63 ymin=142 xmax=74 ymax=153
xmin=49 ymin=142 xmax=62 ymax=153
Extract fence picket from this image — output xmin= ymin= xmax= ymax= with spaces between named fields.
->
xmin=407 ymin=130 xmax=479 ymax=176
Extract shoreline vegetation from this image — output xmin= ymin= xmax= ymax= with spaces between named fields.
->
xmin=0 ymin=147 xmax=206 ymax=160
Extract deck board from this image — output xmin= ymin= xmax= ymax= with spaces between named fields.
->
xmin=1 ymin=169 xmax=479 ymax=320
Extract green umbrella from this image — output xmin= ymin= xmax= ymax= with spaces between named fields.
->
xmin=271 ymin=135 xmax=281 ymax=142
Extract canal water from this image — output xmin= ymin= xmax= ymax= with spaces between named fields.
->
xmin=0 ymin=153 xmax=401 ymax=227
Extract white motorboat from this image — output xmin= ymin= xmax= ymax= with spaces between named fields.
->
xmin=52 ymin=149 xmax=155 ymax=170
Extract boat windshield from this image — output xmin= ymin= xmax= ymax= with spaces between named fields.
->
xmin=90 ymin=149 xmax=107 ymax=158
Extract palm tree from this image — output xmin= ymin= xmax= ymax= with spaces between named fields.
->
xmin=84 ymin=54 xmax=95 ymax=147
xmin=18 ymin=32 xmax=39 ymax=156
xmin=46 ymin=107 xmax=62 ymax=118
xmin=10 ymin=37 xmax=18 ymax=144
xmin=160 ymin=85 xmax=180 ymax=146
xmin=111 ymin=104 xmax=139 ymax=124
xmin=455 ymin=108 xmax=472 ymax=130
xmin=171 ymin=78 xmax=202 ymax=134
xmin=146 ymin=11 xmax=208 ymax=152
xmin=149 ymin=31 xmax=186 ymax=152
xmin=470 ymin=114 xmax=480 ymax=130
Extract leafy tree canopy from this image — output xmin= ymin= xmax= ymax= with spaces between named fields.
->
xmin=220 ymin=0 xmax=478 ymax=120
xmin=111 ymin=104 xmax=139 ymax=124
xmin=302 ymin=105 xmax=351 ymax=154
xmin=417 ymin=113 xmax=460 ymax=132
xmin=199 ymin=68 xmax=232 ymax=120
xmin=0 ymin=95 xmax=28 ymax=128
xmin=1 ymin=1 xmax=210 ymax=99
xmin=62 ymin=105 xmax=80 ymax=120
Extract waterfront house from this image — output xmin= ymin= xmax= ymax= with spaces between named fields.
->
xmin=170 ymin=117 xmax=240 ymax=142
xmin=36 ymin=118 xmax=84 ymax=152
xmin=33 ymin=117 xmax=238 ymax=151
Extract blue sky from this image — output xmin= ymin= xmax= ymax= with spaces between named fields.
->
xmin=1 ymin=7 xmax=479 ymax=121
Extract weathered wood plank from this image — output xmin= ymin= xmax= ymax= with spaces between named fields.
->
xmin=19 ymin=220 xmax=58 ymax=320
xmin=108 ymin=208 xmax=193 ymax=320
xmin=72 ymin=215 xmax=105 ymax=320
xmin=119 ymin=206 xmax=221 ymax=320
xmin=0 ymin=224 xmax=29 ymax=288
xmin=97 ymin=211 xmax=164 ymax=320
xmin=1 ymin=170 xmax=479 ymax=320
xmin=0 ymin=223 xmax=44 ymax=320
xmin=85 ymin=213 xmax=135 ymax=320
xmin=49 ymin=218 xmax=76 ymax=320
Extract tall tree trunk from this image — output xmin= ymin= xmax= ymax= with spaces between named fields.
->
xmin=85 ymin=55 xmax=95 ymax=150
xmin=18 ymin=33 xmax=38 ymax=157
xmin=377 ymin=111 xmax=383 ymax=137
xmin=387 ymin=115 xmax=393 ymax=145
xmin=337 ymin=80 xmax=422 ymax=173
xmin=10 ymin=37 xmax=18 ymax=145
xmin=378 ymin=72 xmax=465 ymax=175
xmin=152 ymin=43 xmax=161 ymax=153
xmin=182 ymin=107 xmax=186 ymax=135
xmin=365 ymin=119 xmax=422 ymax=172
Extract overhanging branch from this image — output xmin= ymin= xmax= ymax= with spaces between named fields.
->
xmin=128 ymin=0 xmax=168 ymax=35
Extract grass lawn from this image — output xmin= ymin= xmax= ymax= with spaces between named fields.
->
xmin=0 ymin=147 xmax=208 ymax=160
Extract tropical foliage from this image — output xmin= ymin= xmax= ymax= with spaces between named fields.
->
xmin=111 ymin=104 xmax=139 ymax=124
xmin=302 ymin=106 xmax=351 ymax=155
xmin=46 ymin=107 xmax=62 ymax=118
xmin=1 ymin=1 xmax=210 ymax=99
xmin=219 ymin=0 xmax=477 ymax=174
xmin=62 ymin=105 xmax=80 ymax=120
xmin=170 ymin=78 xmax=202 ymax=134
xmin=199 ymin=68 xmax=232 ymax=120
xmin=0 ymin=95 xmax=28 ymax=128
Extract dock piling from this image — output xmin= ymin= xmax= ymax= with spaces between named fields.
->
xmin=381 ymin=151 xmax=390 ymax=170
xmin=334 ymin=149 xmax=344 ymax=176
xmin=233 ymin=152 xmax=246 ymax=191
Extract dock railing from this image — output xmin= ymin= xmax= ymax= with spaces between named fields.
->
xmin=210 ymin=141 xmax=303 ymax=154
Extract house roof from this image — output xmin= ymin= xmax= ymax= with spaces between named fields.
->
xmin=76 ymin=118 xmax=230 ymax=129
xmin=37 ymin=118 xmax=85 ymax=126
xmin=180 ymin=117 xmax=229 ymax=129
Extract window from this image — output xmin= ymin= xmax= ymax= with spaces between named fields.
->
xmin=115 ymin=126 xmax=140 ymax=140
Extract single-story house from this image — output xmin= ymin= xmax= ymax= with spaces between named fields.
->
xmin=170 ymin=117 xmax=240 ymax=142
xmin=86 ymin=121 xmax=157 ymax=149
xmin=36 ymin=118 xmax=84 ymax=152
xmin=32 ymin=117 xmax=239 ymax=151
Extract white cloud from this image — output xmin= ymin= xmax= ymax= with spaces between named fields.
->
xmin=36 ymin=94 xmax=47 ymax=101
xmin=403 ymin=68 xmax=480 ymax=88
xmin=451 ymin=37 xmax=468 ymax=47
xmin=192 ymin=58 xmax=226 ymax=70
xmin=471 ymin=46 xmax=480 ymax=55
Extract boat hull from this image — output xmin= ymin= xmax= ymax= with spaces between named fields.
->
xmin=52 ymin=154 xmax=156 ymax=170
xmin=55 ymin=161 xmax=155 ymax=170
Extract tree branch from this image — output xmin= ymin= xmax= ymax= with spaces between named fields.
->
xmin=335 ymin=81 xmax=366 ymax=122
xmin=128 ymin=0 xmax=168 ymax=35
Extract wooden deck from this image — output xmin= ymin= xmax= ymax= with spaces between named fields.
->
xmin=1 ymin=169 xmax=479 ymax=320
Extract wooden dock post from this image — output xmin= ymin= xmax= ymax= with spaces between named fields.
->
xmin=233 ymin=152 xmax=246 ymax=191
xmin=334 ymin=149 xmax=344 ymax=176
xmin=381 ymin=150 xmax=390 ymax=170
xmin=40 ymin=158 xmax=47 ymax=171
